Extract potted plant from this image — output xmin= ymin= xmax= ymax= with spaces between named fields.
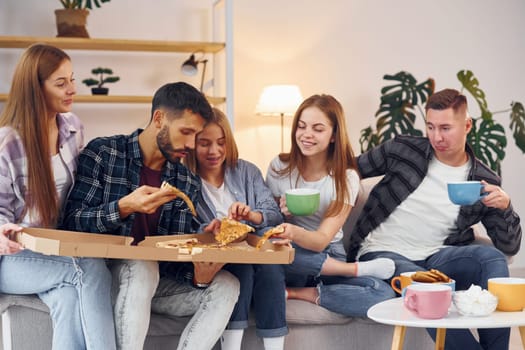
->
xmin=82 ymin=67 xmax=120 ymax=95
xmin=55 ymin=0 xmax=112 ymax=38
xmin=359 ymin=70 xmax=525 ymax=175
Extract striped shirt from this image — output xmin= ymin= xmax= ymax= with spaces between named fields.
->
xmin=347 ymin=135 xmax=522 ymax=261
xmin=0 ymin=113 xmax=84 ymax=227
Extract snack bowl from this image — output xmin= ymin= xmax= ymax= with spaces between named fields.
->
xmin=452 ymin=285 xmax=498 ymax=317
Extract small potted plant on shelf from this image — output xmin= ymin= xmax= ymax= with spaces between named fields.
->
xmin=55 ymin=0 xmax=112 ymax=38
xmin=82 ymin=67 xmax=120 ymax=95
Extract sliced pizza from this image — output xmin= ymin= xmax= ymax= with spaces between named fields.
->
xmin=215 ymin=218 xmax=255 ymax=245
xmin=161 ymin=181 xmax=196 ymax=216
xmin=256 ymin=225 xmax=285 ymax=250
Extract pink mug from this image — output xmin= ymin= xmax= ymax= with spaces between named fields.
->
xmin=403 ymin=284 xmax=452 ymax=319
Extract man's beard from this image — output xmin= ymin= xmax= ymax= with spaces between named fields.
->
xmin=157 ymin=126 xmax=186 ymax=163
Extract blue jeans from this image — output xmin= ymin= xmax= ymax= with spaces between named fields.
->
xmin=0 ymin=250 xmax=116 ymax=350
xmin=109 ymin=259 xmax=240 ymax=350
xmin=361 ymin=245 xmax=510 ymax=350
xmin=224 ymin=264 xmax=288 ymax=338
xmin=285 ymin=241 xmax=395 ymax=317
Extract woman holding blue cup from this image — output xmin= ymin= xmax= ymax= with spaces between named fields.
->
xmin=265 ymin=94 xmax=396 ymax=317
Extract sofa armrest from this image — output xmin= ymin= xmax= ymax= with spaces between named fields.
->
xmin=0 ymin=294 xmax=48 ymax=315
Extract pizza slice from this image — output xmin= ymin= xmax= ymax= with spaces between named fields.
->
xmin=161 ymin=181 xmax=197 ymax=216
xmin=256 ymin=225 xmax=285 ymax=250
xmin=215 ymin=218 xmax=255 ymax=245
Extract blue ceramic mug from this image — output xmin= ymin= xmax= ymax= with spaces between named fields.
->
xmin=447 ymin=181 xmax=487 ymax=205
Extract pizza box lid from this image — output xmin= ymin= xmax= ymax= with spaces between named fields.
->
xmin=141 ymin=232 xmax=295 ymax=264
xmin=15 ymin=228 xmax=182 ymax=261
xmin=15 ymin=228 xmax=294 ymax=264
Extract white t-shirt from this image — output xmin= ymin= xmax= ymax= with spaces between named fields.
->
xmin=358 ymin=156 xmax=470 ymax=260
xmin=21 ymin=153 xmax=72 ymax=226
xmin=266 ymin=157 xmax=360 ymax=242
xmin=201 ymin=179 xmax=237 ymax=219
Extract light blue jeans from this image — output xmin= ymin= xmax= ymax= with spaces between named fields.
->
xmin=362 ymin=245 xmax=510 ymax=350
xmin=0 ymin=250 xmax=116 ymax=350
xmin=109 ymin=259 xmax=240 ymax=350
xmin=285 ymin=241 xmax=395 ymax=317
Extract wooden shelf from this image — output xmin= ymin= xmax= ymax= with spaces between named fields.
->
xmin=0 ymin=94 xmax=225 ymax=105
xmin=0 ymin=36 xmax=225 ymax=53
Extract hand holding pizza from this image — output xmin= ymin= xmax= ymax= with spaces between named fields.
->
xmin=118 ymin=185 xmax=178 ymax=219
xmin=0 ymin=223 xmax=24 ymax=255
xmin=228 ymin=202 xmax=263 ymax=225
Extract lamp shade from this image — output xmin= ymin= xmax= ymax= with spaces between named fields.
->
xmin=181 ymin=54 xmax=198 ymax=76
xmin=255 ymin=85 xmax=303 ymax=117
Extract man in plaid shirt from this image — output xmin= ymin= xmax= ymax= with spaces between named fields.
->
xmin=63 ymin=82 xmax=240 ymax=350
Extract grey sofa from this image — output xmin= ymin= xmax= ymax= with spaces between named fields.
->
xmin=0 ymin=177 xmax=435 ymax=350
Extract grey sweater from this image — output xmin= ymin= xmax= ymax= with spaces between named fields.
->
xmin=347 ymin=135 xmax=522 ymax=261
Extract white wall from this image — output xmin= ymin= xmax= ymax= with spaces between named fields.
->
xmin=231 ymin=0 xmax=525 ymax=269
xmin=1 ymin=0 xmax=524 ymax=268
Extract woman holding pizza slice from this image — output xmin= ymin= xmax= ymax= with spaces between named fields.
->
xmin=0 ymin=44 xmax=115 ymax=349
xmin=185 ymin=108 xmax=288 ymax=350
xmin=265 ymin=94 xmax=396 ymax=317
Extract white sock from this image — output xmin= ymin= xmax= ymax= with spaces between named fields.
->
xmin=357 ymin=258 xmax=395 ymax=279
xmin=221 ymin=329 xmax=244 ymax=350
xmin=263 ymin=336 xmax=285 ymax=350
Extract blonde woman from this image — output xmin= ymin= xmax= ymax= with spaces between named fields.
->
xmin=186 ymin=108 xmax=287 ymax=350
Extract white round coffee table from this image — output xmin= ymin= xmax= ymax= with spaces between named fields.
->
xmin=367 ymin=297 xmax=525 ymax=350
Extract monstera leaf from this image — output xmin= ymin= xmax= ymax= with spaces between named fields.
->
xmin=457 ymin=70 xmax=492 ymax=121
xmin=381 ymin=72 xmax=435 ymax=106
xmin=375 ymin=99 xmax=423 ymax=143
xmin=509 ymin=101 xmax=525 ymax=152
xmin=467 ymin=118 xmax=507 ymax=175
xmin=359 ymin=126 xmax=380 ymax=153
xmin=359 ymin=72 xmax=433 ymax=150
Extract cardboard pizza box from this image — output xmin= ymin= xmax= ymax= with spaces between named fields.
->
xmin=141 ymin=232 xmax=295 ymax=264
xmin=15 ymin=228 xmax=294 ymax=264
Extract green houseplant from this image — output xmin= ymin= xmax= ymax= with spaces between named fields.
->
xmin=359 ymin=70 xmax=525 ymax=175
xmin=55 ymin=0 xmax=112 ymax=38
xmin=82 ymin=67 xmax=120 ymax=95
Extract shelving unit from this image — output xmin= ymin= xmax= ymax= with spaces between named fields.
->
xmin=0 ymin=35 xmax=227 ymax=105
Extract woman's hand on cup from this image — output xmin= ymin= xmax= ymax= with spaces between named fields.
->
xmin=278 ymin=196 xmax=292 ymax=217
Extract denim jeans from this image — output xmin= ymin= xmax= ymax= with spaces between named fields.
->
xmin=361 ymin=245 xmax=510 ymax=350
xmin=109 ymin=259 xmax=240 ymax=350
xmin=224 ymin=264 xmax=288 ymax=338
xmin=285 ymin=241 xmax=395 ymax=317
xmin=0 ymin=250 xmax=116 ymax=350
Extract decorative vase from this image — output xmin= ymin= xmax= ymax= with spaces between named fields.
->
xmin=55 ymin=9 xmax=90 ymax=38
xmin=91 ymin=87 xmax=109 ymax=95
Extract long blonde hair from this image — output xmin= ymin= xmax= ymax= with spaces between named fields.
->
xmin=185 ymin=107 xmax=238 ymax=174
xmin=0 ymin=44 xmax=71 ymax=227
xmin=276 ymin=94 xmax=359 ymax=217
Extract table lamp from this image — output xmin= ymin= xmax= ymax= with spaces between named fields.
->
xmin=255 ymin=85 xmax=303 ymax=152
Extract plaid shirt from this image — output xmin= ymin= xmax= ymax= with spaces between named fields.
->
xmin=62 ymin=129 xmax=200 ymax=236
xmin=0 ymin=113 xmax=84 ymax=227
xmin=347 ymin=135 xmax=522 ymax=261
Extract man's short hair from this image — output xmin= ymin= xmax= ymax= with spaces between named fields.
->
xmin=425 ymin=88 xmax=468 ymax=113
xmin=151 ymin=82 xmax=213 ymax=121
